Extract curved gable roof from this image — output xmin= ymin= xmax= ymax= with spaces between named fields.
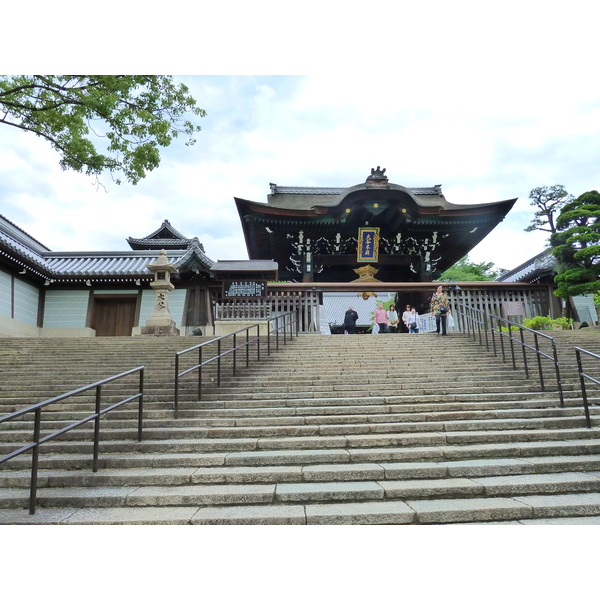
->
xmin=1 ymin=216 xmax=214 ymax=283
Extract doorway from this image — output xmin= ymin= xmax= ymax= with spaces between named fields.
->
xmin=92 ymin=297 xmax=138 ymax=336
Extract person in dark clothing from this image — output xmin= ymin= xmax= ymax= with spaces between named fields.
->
xmin=344 ymin=306 xmax=359 ymax=334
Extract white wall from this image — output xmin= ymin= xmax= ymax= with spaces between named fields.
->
xmin=0 ymin=270 xmax=11 ymax=318
xmin=0 ymin=269 xmax=41 ymax=335
xmin=43 ymin=289 xmax=90 ymax=328
xmin=14 ymin=278 xmax=39 ymax=326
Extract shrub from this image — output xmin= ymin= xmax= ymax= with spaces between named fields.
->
xmin=522 ymin=316 xmax=552 ymax=330
xmin=522 ymin=316 xmax=573 ymax=330
xmin=552 ymin=317 xmax=573 ymax=330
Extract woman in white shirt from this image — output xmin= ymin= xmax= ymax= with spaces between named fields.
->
xmin=401 ymin=304 xmax=412 ymax=333
xmin=407 ymin=308 xmax=419 ymax=333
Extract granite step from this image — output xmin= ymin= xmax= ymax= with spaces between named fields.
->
xmin=4 ymin=455 xmax=600 ymax=488
xmin=4 ymin=436 xmax=600 ymax=472
xmin=2 ymin=479 xmax=600 ymax=524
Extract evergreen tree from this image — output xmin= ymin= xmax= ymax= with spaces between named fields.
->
xmin=552 ymin=190 xmax=600 ymax=299
xmin=525 ymin=185 xmax=573 ymax=234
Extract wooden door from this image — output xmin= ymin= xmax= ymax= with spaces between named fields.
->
xmin=93 ymin=297 xmax=137 ymax=336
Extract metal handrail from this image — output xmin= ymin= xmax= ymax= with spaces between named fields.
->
xmin=174 ymin=312 xmax=298 ymax=417
xmin=0 ymin=366 xmax=145 ymax=515
xmin=575 ymin=347 xmax=600 ymax=428
xmin=454 ymin=301 xmax=565 ymax=407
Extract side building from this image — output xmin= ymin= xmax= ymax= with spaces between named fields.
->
xmin=497 ymin=248 xmax=598 ymax=325
xmin=0 ymin=216 xmax=277 ymax=337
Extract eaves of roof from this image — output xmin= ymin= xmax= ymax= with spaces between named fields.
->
xmin=496 ymin=248 xmax=555 ymax=282
xmin=44 ymin=251 xmax=184 ymax=278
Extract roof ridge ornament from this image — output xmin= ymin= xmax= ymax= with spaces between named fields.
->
xmin=365 ymin=166 xmax=389 ymax=189
xmin=367 ymin=166 xmax=387 ymax=180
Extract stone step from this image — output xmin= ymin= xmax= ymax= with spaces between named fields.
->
xmin=2 ymin=478 xmax=600 ymax=524
xmin=3 ymin=391 xmax=591 ymax=421
xmin=3 ymin=425 xmax=600 ymax=458
xmin=4 ymin=436 xmax=600 ymax=473
xmin=0 ymin=414 xmax=593 ymax=445
xmin=1 ymin=330 xmax=599 ymax=524
xmin=4 ymin=472 xmax=600 ymax=508
xmin=2 ymin=404 xmax=595 ymax=434
xmin=4 ymin=455 xmax=600 ymax=488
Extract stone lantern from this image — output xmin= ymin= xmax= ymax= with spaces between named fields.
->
xmin=141 ymin=249 xmax=180 ymax=336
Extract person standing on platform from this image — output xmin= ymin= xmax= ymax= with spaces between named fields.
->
xmin=430 ymin=285 xmax=450 ymax=335
xmin=344 ymin=306 xmax=359 ymax=334
xmin=407 ymin=307 xmax=419 ymax=333
xmin=401 ymin=304 xmax=412 ymax=333
xmin=374 ymin=302 xmax=389 ymax=333
xmin=388 ymin=304 xmax=399 ymax=333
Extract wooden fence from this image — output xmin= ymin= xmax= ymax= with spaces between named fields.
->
xmin=212 ymin=282 xmax=559 ymax=333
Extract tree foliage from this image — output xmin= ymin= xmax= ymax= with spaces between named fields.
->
xmin=524 ymin=184 xmax=573 ymax=234
xmin=0 ymin=75 xmax=206 ymax=184
xmin=439 ymin=255 xmax=499 ymax=282
xmin=551 ymin=190 xmax=600 ymax=298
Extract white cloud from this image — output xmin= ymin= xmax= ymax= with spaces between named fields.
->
xmin=2 ymin=7 xmax=599 ymax=272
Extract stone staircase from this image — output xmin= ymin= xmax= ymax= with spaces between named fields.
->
xmin=2 ymin=329 xmax=600 ymax=525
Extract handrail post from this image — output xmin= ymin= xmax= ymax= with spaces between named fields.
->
xmin=519 ymin=327 xmax=530 ymax=380
xmin=28 ymin=407 xmax=42 ymax=515
xmin=498 ymin=317 xmax=506 ymax=363
xmin=137 ymin=368 xmax=144 ymax=442
xmin=576 ymin=349 xmax=592 ymax=428
xmin=490 ymin=312 xmax=498 ymax=357
xmin=174 ymin=353 xmax=180 ymax=419
xmin=482 ymin=304 xmax=490 ymax=352
xmin=553 ymin=339 xmax=564 ymax=408
xmin=246 ymin=328 xmax=250 ymax=368
xmin=267 ymin=322 xmax=272 ymax=356
xmin=198 ymin=346 xmax=203 ymax=402
xmin=256 ymin=321 xmax=260 ymax=362
xmin=233 ymin=333 xmax=237 ymax=376
xmin=217 ymin=338 xmax=222 ymax=387
xmin=92 ymin=384 xmax=102 ymax=472
xmin=533 ymin=333 xmax=544 ymax=391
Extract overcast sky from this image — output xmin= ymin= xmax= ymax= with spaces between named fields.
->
xmin=2 ymin=2 xmax=599 ymax=273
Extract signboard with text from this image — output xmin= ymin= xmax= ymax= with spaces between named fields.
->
xmin=223 ymin=280 xmax=267 ymax=298
xmin=357 ymin=227 xmax=380 ymax=262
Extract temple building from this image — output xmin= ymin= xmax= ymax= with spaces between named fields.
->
xmin=0 ymin=216 xmax=276 ymax=337
xmin=235 ymin=167 xmax=517 ymax=283
xmin=2 ymin=167 xmax=538 ymax=338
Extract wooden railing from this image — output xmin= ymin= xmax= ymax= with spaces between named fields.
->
xmin=211 ymin=282 xmax=558 ymax=334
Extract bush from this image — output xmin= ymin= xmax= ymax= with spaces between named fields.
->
xmin=552 ymin=317 xmax=574 ymax=330
xmin=522 ymin=316 xmax=573 ymax=330
xmin=523 ymin=316 xmax=552 ymax=330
